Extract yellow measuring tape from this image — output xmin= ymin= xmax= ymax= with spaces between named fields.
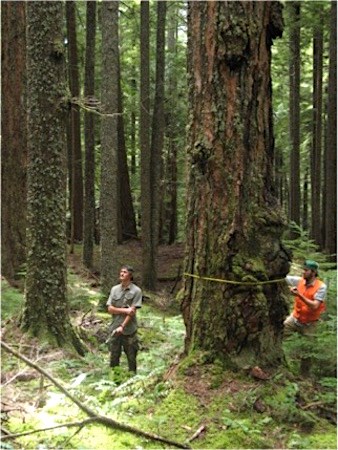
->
xmin=184 ymin=272 xmax=286 ymax=286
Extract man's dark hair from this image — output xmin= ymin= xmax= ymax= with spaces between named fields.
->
xmin=121 ymin=265 xmax=134 ymax=280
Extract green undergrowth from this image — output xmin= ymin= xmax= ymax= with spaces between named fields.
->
xmin=1 ymin=254 xmax=337 ymax=449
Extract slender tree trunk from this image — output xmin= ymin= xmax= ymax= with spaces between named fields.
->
xmin=22 ymin=1 xmax=85 ymax=355
xmin=288 ymin=1 xmax=301 ymax=230
xmin=130 ymin=77 xmax=137 ymax=176
xmin=302 ymin=167 xmax=309 ymax=231
xmin=182 ymin=1 xmax=290 ymax=369
xmin=117 ymin=61 xmax=137 ymax=241
xmin=148 ymin=0 xmax=167 ymax=278
xmin=324 ymin=1 xmax=337 ymax=257
xmin=1 ymin=1 xmax=27 ymax=282
xmin=153 ymin=0 xmax=167 ymax=237
xmin=310 ymin=6 xmax=324 ymax=246
xmin=83 ymin=1 xmax=97 ymax=270
xmin=66 ymin=1 xmax=84 ymax=247
xmin=166 ymin=2 xmax=178 ymax=245
xmin=274 ymin=146 xmax=283 ymax=208
xmin=140 ymin=0 xmax=154 ymax=289
xmin=100 ymin=0 xmax=119 ymax=296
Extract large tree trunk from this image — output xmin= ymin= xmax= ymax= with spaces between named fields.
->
xmin=182 ymin=1 xmax=290 ymax=370
xmin=324 ymin=1 xmax=337 ymax=257
xmin=100 ymin=0 xmax=119 ymax=295
xmin=22 ymin=1 xmax=85 ymax=356
xmin=66 ymin=1 xmax=84 ymax=246
xmin=288 ymin=1 xmax=301 ymax=230
xmin=310 ymin=5 xmax=324 ymax=247
xmin=1 ymin=1 xmax=27 ymax=282
xmin=83 ymin=0 xmax=97 ymax=270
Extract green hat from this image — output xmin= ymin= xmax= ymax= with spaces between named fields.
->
xmin=304 ymin=260 xmax=319 ymax=271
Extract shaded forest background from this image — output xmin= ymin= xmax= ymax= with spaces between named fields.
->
xmin=2 ymin=0 xmax=336 ymax=289
xmin=1 ymin=1 xmax=337 ymax=449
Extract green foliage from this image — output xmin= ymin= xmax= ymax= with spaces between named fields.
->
xmin=283 ymin=318 xmax=337 ymax=378
xmin=3 ymin=264 xmax=337 ymax=450
xmin=283 ymin=222 xmax=335 ymax=266
xmin=281 ymin=222 xmax=337 ymax=382
xmin=1 ymin=279 xmax=24 ymax=321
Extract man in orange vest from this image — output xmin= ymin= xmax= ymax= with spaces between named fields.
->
xmin=284 ymin=260 xmax=327 ymax=336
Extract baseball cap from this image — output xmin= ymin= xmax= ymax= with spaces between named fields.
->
xmin=303 ymin=260 xmax=319 ymax=271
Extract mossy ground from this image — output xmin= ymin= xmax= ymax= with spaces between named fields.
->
xmin=1 ymin=243 xmax=336 ymax=449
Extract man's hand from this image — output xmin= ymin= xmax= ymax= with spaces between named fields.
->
xmin=290 ymin=286 xmax=299 ymax=296
xmin=125 ymin=306 xmax=136 ymax=316
xmin=115 ymin=325 xmax=124 ymax=335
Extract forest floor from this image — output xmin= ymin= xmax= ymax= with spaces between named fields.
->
xmin=68 ymin=240 xmax=185 ymax=289
xmin=1 ymin=241 xmax=337 ymax=449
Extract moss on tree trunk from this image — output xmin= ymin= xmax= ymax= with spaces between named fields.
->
xmin=182 ymin=1 xmax=290 ymax=369
xmin=22 ymin=1 xmax=85 ymax=356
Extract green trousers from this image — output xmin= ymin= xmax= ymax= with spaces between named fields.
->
xmin=109 ymin=332 xmax=139 ymax=373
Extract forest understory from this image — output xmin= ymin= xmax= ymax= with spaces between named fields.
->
xmin=1 ymin=242 xmax=337 ymax=450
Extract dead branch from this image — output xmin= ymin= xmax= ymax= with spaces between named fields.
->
xmin=187 ymin=425 xmax=206 ymax=442
xmin=1 ymin=418 xmax=96 ymax=441
xmin=80 ymin=308 xmax=93 ymax=325
xmin=1 ymin=340 xmax=190 ymax=449
xmin=70 ymin=96 xmax=123 ymax=118
xmin=301 ymin=400 xmax=325 ymax=410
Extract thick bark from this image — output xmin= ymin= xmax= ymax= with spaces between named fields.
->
xmin=22 ymin=1 xmax=85 ymax=356
xmin=324 ymin=1 xmax=337 ymax=256
xmin=310 ymin=6 xmax=324 ymax=246
xmin=1 ymin=1 xmax=27 ymax=281
xmin=83 ymin=1 xmax=97 ymax=270
xmin=288 ymin=2 xmax=301 ymax=229
xmin=66 ymin=1 xmax=84 ymax=245
xmin=100 ymin=0 xmax=119 ymax=295
xmin=182 ymin=1 xmax=290 ymax=369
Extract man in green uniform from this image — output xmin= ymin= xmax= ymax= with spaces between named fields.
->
xmin=106 ymin=265 xmax=142 ymax=373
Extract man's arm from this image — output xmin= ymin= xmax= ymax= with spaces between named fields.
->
xmin=289 ymin=287 xmax=322 ymax=310
xmin=286 ymin=275 xmax=301 ymax=287
xmin=112 ymin=306 xmax=136 ymax=335
xmin=107 ymin=305 xmax=135 ymax=316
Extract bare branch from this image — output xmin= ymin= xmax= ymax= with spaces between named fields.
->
xmin=70 ymin=96 xmax=124 ymax=118
xmin=1 ymin=340 xmax=190 ymax=449
xmin=1 ymin=418 xmax=96 ymax=441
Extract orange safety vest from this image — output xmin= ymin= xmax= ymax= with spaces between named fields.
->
xmin=293 ymin=278 xmax=326 ymax=324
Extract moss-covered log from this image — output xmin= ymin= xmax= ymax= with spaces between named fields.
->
xmin=182 ymin=1 xmax=290 ymax=369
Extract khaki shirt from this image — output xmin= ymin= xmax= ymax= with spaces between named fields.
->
xmin=106 ymin=283 xmax=142 ymax=335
